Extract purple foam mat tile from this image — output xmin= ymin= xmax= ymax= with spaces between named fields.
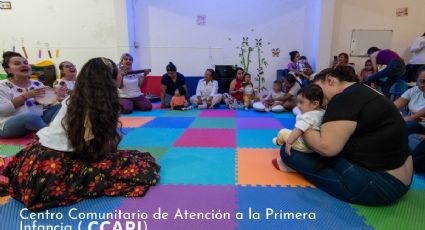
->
xmin=236 ymin=186 xmax=372 ymax=230
xmin=237 ymin=117 xmax=283 ymax=129
xmin=106 ymin=184 xmax=238 ymax=230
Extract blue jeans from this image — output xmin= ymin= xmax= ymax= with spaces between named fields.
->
xmin=280 ymin=147 xmax=410 ymax=206
xmin=164 ymin=94 xmax=173 ymax=107
xmin=367 ymin=59 xmax=406 ymax=98
xmin=406 ymin=121 xmax=425 ymax=135
xmin=0 ymin=104 xmax=61 ymax=138
xmin=408 ymin=134 xmax=425 ymax=173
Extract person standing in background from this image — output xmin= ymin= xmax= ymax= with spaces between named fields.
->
xmin=409 ymin=33 xmax=425 ymax=65
xmin=405 ymin=33 xmax=425 ymax=82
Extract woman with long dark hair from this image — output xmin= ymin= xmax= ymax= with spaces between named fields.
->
xmin=0 ymin=57 xmax=160 ymax=211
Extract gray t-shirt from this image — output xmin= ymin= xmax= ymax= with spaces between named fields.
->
xmin=401 ymin=86 xmax=425 ymax=126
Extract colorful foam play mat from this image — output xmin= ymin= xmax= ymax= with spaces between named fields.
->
xmin=1 ymin=104 xmax=424 ymax=230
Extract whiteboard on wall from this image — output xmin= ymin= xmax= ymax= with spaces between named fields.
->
xmin=350 ymin=29 xmax=393 ymax=57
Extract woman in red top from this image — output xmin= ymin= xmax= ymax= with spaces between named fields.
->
xmin=224 ymin=67 xmax=244 ymax=109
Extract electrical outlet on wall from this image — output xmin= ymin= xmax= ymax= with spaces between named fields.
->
xmin=0 ymin=1 xmax=12 ymax=10
xmin=134 ymin=41 xmax=139 ymax=48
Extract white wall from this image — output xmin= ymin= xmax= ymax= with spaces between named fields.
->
xmin=0 ymin=0 xmax=130 ymax=74
xmin=133 ymin=0 xmax=323 ymax=90
xmin=331 ymin=0 xmax=425 ymax=72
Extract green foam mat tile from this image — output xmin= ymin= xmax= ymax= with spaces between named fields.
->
xmin=0 ymin=144 xmax=24 ymax=156
xmin=119 ymin=146 xmax=169 ymax=161
xmin=352 ymin=190 xmax=425 ymax=230
xmin=189 ymin=117 xmax=236 ymax=129
xmin=160 ymin=109 xmax=201 ymax=117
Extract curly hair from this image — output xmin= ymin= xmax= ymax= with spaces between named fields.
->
xmin=2 ymin=51 xmax=23 ymax=78
xmin=63 ymin=57 xmax=121 ymax=162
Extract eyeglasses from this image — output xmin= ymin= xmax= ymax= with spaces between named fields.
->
xmin=64 ymin=64 xmax=75 ymax=68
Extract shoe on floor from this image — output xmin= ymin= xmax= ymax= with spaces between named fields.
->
xmin=271 ymin=158 xmax=295 ymax=172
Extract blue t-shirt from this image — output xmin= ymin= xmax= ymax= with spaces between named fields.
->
xmin=161 ymin=72 xmax=186 ymax=95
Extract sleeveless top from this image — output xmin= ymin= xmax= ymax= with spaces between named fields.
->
xmin=232 ymin=78 xmax=244 ymax=101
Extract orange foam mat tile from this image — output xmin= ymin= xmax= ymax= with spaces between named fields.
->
xmin=0 ymin=196 xmax=10 ymax=205
xmin=236 ymin=148 xmax=314 ymax=188
xmin=118 ymin=117 xmax=155 ymax=128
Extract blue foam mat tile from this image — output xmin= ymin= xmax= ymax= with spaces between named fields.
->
xmin=273 ymin=112 xmax=296 ymax=118
xmin=412 ymin=174 xmax=425 ymax=190
xmin=278 ymin=117 xmax=296 ymax=129
xmin=120 ymin=128 xmax=136 ymax=135
xmin=119 ymin=128 xmax=185 ymax=147
xmin=121 ymin=110 xmax=166 ymax=117
xmin=141 ymin=117 xmax=195 ymax=128
xmin=158 ymin=147 xmax=236 ymax=185
xmin=236 ymin=186 xmax=371 ymax=230
xmin=0 ymin=196 xmax=123 ymax=230
xmin=237 ymin=129 xmax=280 ymax=148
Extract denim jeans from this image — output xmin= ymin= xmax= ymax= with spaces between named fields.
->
xmin=367 ymin=59 xmax=406 ymax=98
xmin=406 ymin=121 xmax=425 ymax=135
xmin=408 ymin=134 xmax=425 ymax=173
xmin=0 ymin=104 xmax=61 ymax=138
xmin=164 ymin=94 xmax=173 ymax=107
xmin=280 ymin=147 xmax=410 ymax=206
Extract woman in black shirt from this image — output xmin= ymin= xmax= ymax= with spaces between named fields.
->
xmin=160 ymin=62 xmax=188 ymax=108
xmin=280 ymin=66 xmax=413 ymax=205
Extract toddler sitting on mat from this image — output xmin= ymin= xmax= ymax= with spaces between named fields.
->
xmin=272 ymin=84 xmax=325 ymax=172
xmin=171 ymin=86 xmax=192 ymax=111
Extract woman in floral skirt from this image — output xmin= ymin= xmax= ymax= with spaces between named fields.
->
xmin=0 ymin=57 xmax=160 ymax=211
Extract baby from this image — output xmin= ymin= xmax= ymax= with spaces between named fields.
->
xmin=170 ymin=86 xmax=192 ymax=111
xmin=272 ymin=84 xmax=325 ymax=172
xmin=263 ymin=80 xmax=284 ymax=112
xmin=242 ymin=73 xmax=256 ymax=110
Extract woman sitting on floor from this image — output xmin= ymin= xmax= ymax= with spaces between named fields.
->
xmin=223 ymin=67 xmax=245 ymax=109
xmin=277 ymin=65 xmax=412 ymax=206
xmin=160 ymin=62 xmax=188 ymax=108
xmin=190 ymin=69 xmax=222 ymax=109
xmin=0 ymin=51 xmax=62 ymax=138
xmin=0 ymin=57 xmax=160 ymax=211
xmin=118 ymin=53 xmax=152 ymax=113
xmin=394 ymin=66 xmax=425 ymax=135
xmin=359 ymin=59 xmax=374 ymax=84
xmin=53 ymin=61 xmax=77 ymax=101
xmin=287 ymin=50 xmax=301 ymax=74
